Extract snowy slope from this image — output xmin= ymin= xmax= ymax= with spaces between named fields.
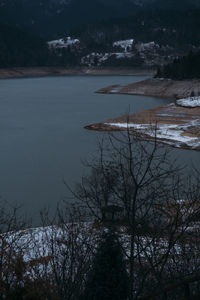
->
xmin=48 ymin=36 xmax=80 ymax=48
xmin=113 ymin=39 xmax=134 ymax=52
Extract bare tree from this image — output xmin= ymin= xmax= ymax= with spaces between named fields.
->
xmin=74 ymin=129 xmax=200 ymax=299
xmin=0 ymin=129 xmax=199 ymax=299
xmin=0 ymin=200 xmax=98 ymax=299
xmin=38 ymin=205 xmax=99 ymax=300
xmin=0 ymin=201 xmax=32 ymax=299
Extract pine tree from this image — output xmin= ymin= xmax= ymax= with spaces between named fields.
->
xmin=82 ymin=230 xmax=129 ymax=300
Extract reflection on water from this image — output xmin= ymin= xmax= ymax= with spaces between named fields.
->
xmin=0 ymin=75 xmax=198 ymax=224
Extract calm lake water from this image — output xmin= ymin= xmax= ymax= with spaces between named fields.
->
xmin=0 ymin=75 xmax=199 ymax=224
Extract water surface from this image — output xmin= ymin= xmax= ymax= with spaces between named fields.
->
xmin=0 ymin=75 xmax=198 ymax=224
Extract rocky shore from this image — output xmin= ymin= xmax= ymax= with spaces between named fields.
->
xmin=0 ymin=67 xmax=155 ymax=79
xmin=97 ymin=78 xmax=200 ymax=99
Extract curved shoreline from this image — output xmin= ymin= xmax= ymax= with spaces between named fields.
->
xmin=85 ymin=104 xmax=200 ymax=151
xmin=87 ymin=78 xmax=200 ymax=151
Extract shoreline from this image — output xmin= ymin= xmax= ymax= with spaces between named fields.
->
xmin=85 ymin=104 xmax=200 ymax=151
xmin=2 ymin=68 xmax=199 ymax=151
xmin=86 ymin=78 xmax=200 ymax=151
xmin=96 ymin=78 xmax=200 ymax=99
xmin=0 ymin=67 xmax=155 ymax=80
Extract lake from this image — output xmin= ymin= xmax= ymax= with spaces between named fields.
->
xmin=0 ymin=75 xmax=199 ymax=224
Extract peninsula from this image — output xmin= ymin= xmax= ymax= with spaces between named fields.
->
xmin=86 ymin=79 xmax=200 ymax=151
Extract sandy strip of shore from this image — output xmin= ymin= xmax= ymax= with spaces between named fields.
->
xmin=0 ymin=67 xmax=155 ymax=79
xmin=97 ymin=78 xmax=200 ymax=99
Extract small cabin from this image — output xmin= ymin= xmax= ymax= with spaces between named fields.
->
xmin=101 ymin=205 xmax=124 ymax=222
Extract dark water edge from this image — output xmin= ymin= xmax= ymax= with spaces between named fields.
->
xmin=0 ymin=75 xmax=198 ymax=225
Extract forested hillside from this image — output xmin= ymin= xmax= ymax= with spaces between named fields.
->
xmin=0 ymin=23 xmax=48 ymax=67
xmin=0 ymin=0 xmax=199 ymax=38
xmin=156 ymin=51 xmax=200 ymax=79
xmin=72 ymin=9 xmax=200 ymax=50
xmin=0 ymin=0 xmax=140 ymax=38
xmin=0 ymin=9 xmax=200 ymax=68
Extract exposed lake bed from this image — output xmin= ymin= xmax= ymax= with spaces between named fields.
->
xmin=90 ymin=78 xmax=200 ymax=151
xmin=85 ymin=103 xmax=200 ymax=151
xmin=96 ymin=78 xmax=200 ymax=99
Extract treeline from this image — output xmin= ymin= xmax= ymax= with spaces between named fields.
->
xmin=72 ymin=9 xmax=200 ymax=50
xmin=101 ymin=54 xmax=144 ymax=68
xmin=0 ymin=22 xmax=49 ymax=67
xmin=1 ymin=8 xmax=200 ymax=69
xmin=0 ymin=22 xmax=80 ymax=68
xmin=0 ymin=0 xmax=199 ymax=39
xmin=156 ymin=51 xmax=200 ymax=79
xmin=0 ymin=21 xmax=143 ymax=68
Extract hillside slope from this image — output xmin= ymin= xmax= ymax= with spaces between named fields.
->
xmin=0 ymin=22 xmax=48 ymax=67
xmin=0 ymin=0 xmax=199 ymax=38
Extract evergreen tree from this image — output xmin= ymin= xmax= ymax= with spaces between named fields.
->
xmin=82 ymin=230 xmax=129 ymax=300
xmin=155 ymin=51 xmax=200 ymax=80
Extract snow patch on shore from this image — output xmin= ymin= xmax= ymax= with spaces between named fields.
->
xmin=104 ymin=120 xmax=200 ymax=149
xmin=177 ymin=96 xmax=200 ymax=108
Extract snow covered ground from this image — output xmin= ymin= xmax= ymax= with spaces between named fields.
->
xmin=47 ymin=35 xmax=174 ymax=67
xmin=4 ymin=223 xmax=96 ymax=262
xmin=177 ymin=96 xmax=200 ymax=108
xmin=104 ymin=119 xmax=200 ymax=150
xmin=81 ymin=51 xmax=135 ymax=67
xmin=113 ymin=39 xmax=134 ymax=52
xmin=96 ymin=95 xmax=200 ymax=151
xmin=135 ymin=41 xmax=159 ymax=52
xmin=48 ymin=36 xmax=80 ymax=48
xmin=5 ymin=220 xmax=200 ymax=266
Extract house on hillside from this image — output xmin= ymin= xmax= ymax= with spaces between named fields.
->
xmin=101 ymin=205 xmax=124 ymax=222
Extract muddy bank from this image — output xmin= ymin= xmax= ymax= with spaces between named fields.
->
xmin=0 ymin=67 xmax=155 ymax=79
xmin=85 ymin=104 xmax=200 ymax=151
xmin=96 ymin=78 xmax=200 ymax=99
